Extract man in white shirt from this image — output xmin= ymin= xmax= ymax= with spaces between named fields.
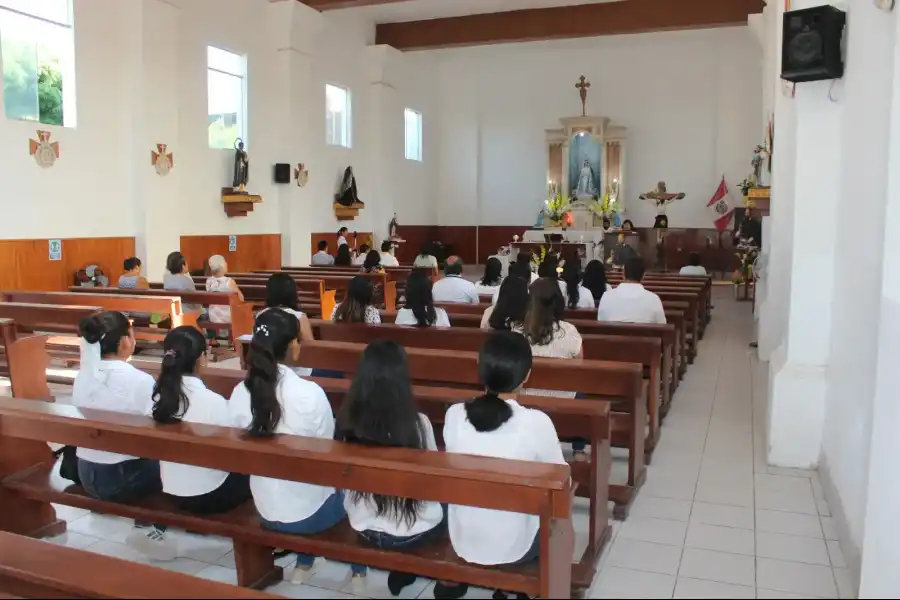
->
xmin=432 ymin=256 xmax=480 ymax=304
xmin=352 ymin=244 xmax=369 ymax=266
xmin=310 ymin=240 xmax=334 ymax=266
xmin=597 ymin=257 xmax=666 ymax=324
xmin=379 ymin=240 xmax=399 ymax=267
xmin=679 ymin=252 xmax=708 ymax=276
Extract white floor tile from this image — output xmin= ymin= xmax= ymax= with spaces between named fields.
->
xmin=755 ymin=473 xmax=814 ymax=495
xmin=690 ymin=502 xmax=755 ymax=530
xmin=642 ymin=472 xmax=698 ymax=501
xmin=67 ymin=513 xmax=135 ymax=544
xmin=755 ymin=488 xmax=818 ymax=516
xmin=194 ymin=564 xmax=238 ymax=585
xmin=618 ymin=516 xmax=688 ymax=546
xmin=826 ymin=540 xmax=847 ymax=568
xmin=45 ymin=531 xmax=101 ymax=551
xmin=756 ymin=558 xmax=838 ymax=598
xmin=605 ymin=538 xmax=683 ymax=575
xmin=684 ymin=522 xmax=755 ymax=555
xmin=589 ymin=566 xmax=676 ymax=599
xmin=756 ymin=531 xmax=831 ymax=566
xmin=631 ymin=495 xmax=693 ymax=522
xmin=820 ymin=516 xmax=839 ymax=541
xmin=341 ymin=568 xmax=431 ymax=599
xmin=756 ymin=509 xmax=824 ymax=538
xmin=84 ymin=540 xmax=208 ymax=576
xmin=678 ymin=548 xmax=755 ymax=587
xmin=52 ymin=504 xmax=90 ymax=522
xmin=757 ymin=589 xmax=828 ymax=599
xmin=673 ymin=577 xmax=755 ymax=599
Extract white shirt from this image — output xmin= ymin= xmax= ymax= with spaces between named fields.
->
xmin=413 ymin=255 xmax=438 ymax=269
xmin=395 ymin=307 xmax=451 ymax=327
xmin=345 ymin=414 xmax=444 ymax=536
xmin=433 ymin=275 xmax=480 ymax=304
xmin=352 ymin=253 xmax=367 ymax=266
xmin=679 ymin=265 xmax=708 ymax=276
xmin=380 ymin=252 xmax=399 ymax=267
xmin=229 ymin=366 xmax=335 ymax=523
xmin=444 ymin=400 xmax=566 ymax=565
xmin=567 ymin=284 xmax=598 ymax=309
xmin=206 ymin=276 xmax=234 ymax=323
xmin=597 ymin=282 xmax=667 ymax=324
xmin=474 ymin=282 xmax=501 ymax=297
xmin=259 ymin=307 xmax=311 ymax=377
xmin=159 ymin=377 xmax=231 ymax=497
xmin=73 ymin=360 xmax=155 ymax=464
xmin=311 ymin=251 xmax=335 ymax=266
xmin=337 ymin=235 xmax=348 ymax=248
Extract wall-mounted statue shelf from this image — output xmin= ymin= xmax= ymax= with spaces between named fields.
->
xmin=334 ymin=201 xmax=364 ymax=221
xmin=222 ymin=188 xmax=262 ymax=218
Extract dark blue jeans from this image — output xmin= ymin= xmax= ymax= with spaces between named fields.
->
xmin=351 ymin=504 xmax=448 ymax=575
xmin=77 ymin=458 xmax=163 ymax=529
xmin=260 ymin=490 xmax=347 ymax=568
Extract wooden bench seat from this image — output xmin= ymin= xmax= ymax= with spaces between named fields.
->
xmin=253 ymin=272 xmax=397 ymax=312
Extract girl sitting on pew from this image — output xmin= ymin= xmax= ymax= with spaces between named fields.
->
xmin=480 ymin=275 xmax=528 ymax=330
xmin=335 ymin=243 xmax=354 ymax=267
xmin=72 ymin=311 xmax=173 ymax=560
xmin=561 ymin=260 xmax=598 ymax=310
xmin=474 ymin=257 xmax=503 ymax=296
xmin=396 ymin=270 xmax=450 ymax=327
xmin=361 ymin=249 xmax=384 ymax=274
xmin=262 ymin=273 xmax=315 ymax=376
xmin=335 ymin=340 xmax=443 ymax=595
xmin=331 ymin=276 xmax=381 ymax=324
xmin=229 ymin=309 xmax=343 ymax=585
xmin=353 ymin=243 xmax=370 ymax=266
xmin=582 ymin=259 xmax=611 ymax=306
xmin=152 ymin=326 xmax=252 ymax=515
xmin=437 ymin=331 xmax=565 ymax=600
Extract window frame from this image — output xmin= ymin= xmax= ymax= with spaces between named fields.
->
xmin=325 ymin=83 xmax=351 ymax=149
xmin=206 ymin=45 xmax=247 ymax=150
xmin=404 ymin=107 xmax=423 ymax=162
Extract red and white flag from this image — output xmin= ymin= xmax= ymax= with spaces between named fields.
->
xmin=707 ymin=177 xmax=734 ymax=231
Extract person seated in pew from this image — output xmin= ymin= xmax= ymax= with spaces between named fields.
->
xmin=335 ymin=244 xmax=353 ymax=267
xmin=474 ymin=257 xmax=503 ymax=297
xmin=597 ymin=256 xmax=666 ymax=325
xmin=332 ymin=276 xmax=381 ymax=324
xmin=335 ymin=340 xmax=444 ymax=595
xmin=561 ymin=260 xmax=597 ymax=310
xmin=262 ymin=273 xmax=315 ymax=375
xmin=514 ymin=252 xmax=539 ymax=285
xmin=72 ymin=312 xmax=172 ymax=560
xmin=311 ymin=240 xmax=335 ymax=266
xmin=152 ymin=326 xmax=252 ymax=515
xmin=480 ymin=274 xmax=528 ymax=330
xmin=353 ymin=243 xmax=370 ymax=267
xmin=117 ymin=257 xmax=149 ymax=290
xmin=489 ymin=260 xmax=533 ymax=307
xmin=582 ymin=259 xmax=611 ymax=306
xmin=229 ymin=309 xmax=343 ymax=586
xmin=679 ymin=251 xmax=708 ymax=276
xmin=337 ymin=226 xmax=350 ymax=249
xmin=413 ymin=243 xmax=438 ymax=269
xmin=361 ymin=249 xmax=385 ymax=274
xmin=436 ymin=331 xmax=565 ymax=600
xmin=537 ymin=254 xmax=568 ymax=299
xmin=205 ymin=255 xmax=244 ymax=325
xmin=380 ymin=240 xmax=400 ymax=268
xmin=164 ymin=251 xmax=203 ymax=314
xmin=432 ymin=256 xmax=479 ymax=304
xmin=396 ymin=270 xmax=450 ymax=328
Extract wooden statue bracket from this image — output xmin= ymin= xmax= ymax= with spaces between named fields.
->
xmin=222 ymin=188 xmax=263 ymax=218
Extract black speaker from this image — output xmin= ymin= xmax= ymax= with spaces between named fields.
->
xmin=781 ymin=6 xmax=845 ymax=83
xmin=273 ymin=163 xmax=291 ymax=184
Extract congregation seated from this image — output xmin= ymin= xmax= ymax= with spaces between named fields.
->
xmin=229 ymin=309 xmax=342 ymax=585
xmin=474 ymin=257 xmax=503 ymax=296
xmin=334 ymin=340 xmax=443 ymax=595
xmin=352 ymin=243 xmax=370 ymax=266
xmin=413 ymin=244 xmax=439 ymax=269
xmin=380 ymin=240 xmax=400 ymax=268
xmin=481 ymin=274 xmax=528 ymax=330
xmin=331 ymin=276 xmax=381 ymax=323
xmin=396 ymin=270 xmax=450 ymax=328
xmin=514 ymin=252 xmax=539 ymax=284
xmin=436 ymin=330 xmax=564 ymax=599
xmin=597 ymin=256 xmax=666 ymax=324
xmin=205 ymin=254 xmax=244 ymax=324
xmin=561 ymin=260 xmax=597 ymax=310
xmin=679 ymin=251 xmax=708 ymax=276
xmin=164 ymin=251 xmax=202 ymax=313
xmin=337 ymin=226 xmax=350 ymax=249
xmin=432 ymin=256 xmax=479 ymax=304
xmin=335 ymin=243 xmax=353 ymax=267
xmin=582 ymin=259 xmax=611 ymax=306
xmin=537 ymin=255 xmax=568 ymax=299
xmin=361 ymin=249 xmax=385 ymax=274
xmin=262 ymin=273 xmax=315 ymax=375
xmin=117 ymin=256 xmax=149 ymax=290
xmin=311 ymin=240 xmax=335 ymax=266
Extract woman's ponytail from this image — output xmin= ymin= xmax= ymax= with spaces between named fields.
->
xmin=244 ymin=309 xmax=298 ymax=437
xmin=152 ymin=326 xmax=207 ymax=424
xmin=465 ymin=331 xmax=532 ymax=432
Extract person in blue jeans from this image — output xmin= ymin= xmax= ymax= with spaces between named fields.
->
xmin=335 ymin=340 xmax=445 ymax=596
xmin=228 ymin=309 xmax=345 ymax=585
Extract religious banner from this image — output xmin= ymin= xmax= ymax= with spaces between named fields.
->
xmin=29 ymin=130 xmax=59 ymax=168
xmin=708 ymin=177 xmax=735 ymax=231
xmin=151 ymin=143 xmax=174 ymax=176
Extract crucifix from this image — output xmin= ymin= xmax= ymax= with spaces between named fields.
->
xmin=575 ymin=75 xmax=591 ymax=117
xmin=640 ymin=181 xmax=686 ymax=229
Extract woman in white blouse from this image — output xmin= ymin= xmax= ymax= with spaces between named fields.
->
xmin=561 ymin=260 xmax=599 ymax=310
xmin=229 ymin=309 xmax=342 ymax=585
xmin=262 ymin=273 xmax=315 ymax=376
xmin=73 ymin=312 xmax=170 ymax=560
xmin=437 ymin=331 xmax=565 ymax=600
xmin=474 ymin=257 xmax=504 ymax=297
xmin=335 ymin=340 xmax=443 ymax=595
xmin=396 ymin=270 xmax=450 ymax=327
xmin=331 ymin=276 xmax=382 ymax=324
xmin=412 ymin=244 xmax=438 ymax=269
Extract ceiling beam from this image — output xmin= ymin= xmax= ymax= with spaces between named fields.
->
xmin=299 ymin=0 xmax=410 ymax=10
xmin=376 ymin=0 xmax=766 ymax=51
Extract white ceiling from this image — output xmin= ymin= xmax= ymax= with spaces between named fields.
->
xmin=353 ymin=0 xmax=623 ymax=23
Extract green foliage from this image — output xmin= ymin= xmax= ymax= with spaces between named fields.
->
xmin=2 ymin=38 xmax=64 ymax=126
xmin=37 ymin=64 xmax=63 ymax=126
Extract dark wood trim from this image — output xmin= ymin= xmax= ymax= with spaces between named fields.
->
xmin=300 ymin=0 xmax=410 ymax=10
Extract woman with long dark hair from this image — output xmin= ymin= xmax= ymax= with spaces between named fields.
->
xmin=153 ymin=327 xmax=251 ymax=514
xmin=481 ymin=275 xmax=528 ymax=330
xmin=436 ymin=331 xmax=565 ymax=599
xmin=517 ymin=278 xmax=583 ymax=362
xmin=335 ymin=243 xmax=353 ymax=267
xmin=229 ymin=309 xmax=342 ymax=585
xmin=361 ymin=249 xmax=384 ymax=274
xmin=475 ymin=257 xmax=504 ymax=296
xmin=332 ymin=276 xmax=381 ymax=324
xmin=262 ymin=273 xmax=315 ymax=375
xmin=561 ymin=260 xmax=597 ymax=309
xmin=336 ymin=341 xmax=443 ymax=594
xmin=582 ymin=260 xmax=610 ymax=305
xmin=396 ymin=270 xmax=450 ymax=327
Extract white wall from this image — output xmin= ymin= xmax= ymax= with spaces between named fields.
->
xmin=429 ymin=28 xmax=762 ymax=228
xmin=0 ymin=0 xmax=439 ymax=271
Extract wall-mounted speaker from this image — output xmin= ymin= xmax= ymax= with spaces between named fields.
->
xmin=781 ymin=6 xmax=846 ymax=83
xmin=273 ymin=163 xmax=291 ymax=184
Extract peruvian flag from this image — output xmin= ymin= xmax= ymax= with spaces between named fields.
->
xmin=707 ymin=177 xmax=734 ymax=231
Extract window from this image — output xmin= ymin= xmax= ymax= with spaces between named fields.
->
xmin=0 ymin=0 xmax=76 ymax=127
xmin=404 ymin=108 xmax=422 ymax=162
xmin=326 ymin=84 xmax=350 ymax=147
xmin=207 ymin=45 xmax=246 ymax=150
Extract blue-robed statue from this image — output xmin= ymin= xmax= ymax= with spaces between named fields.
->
xmin=534 ymin=209 xmax=545 ymax=229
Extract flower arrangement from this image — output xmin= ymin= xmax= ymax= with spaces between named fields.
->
xmin=544 ymin=191 xmax=572 ymax=225
xmin=737 ymin=176 xmax=756 ymax=197
xmin=587 ymin=192 xmax=619 ymax=219
xmin=531 ymin=245 xmax=549 ymax=273
xmin=733 ymin=244 xmax=759 ymax=285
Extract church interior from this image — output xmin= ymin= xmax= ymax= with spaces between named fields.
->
xmin=0 ymin=0 xmax=897 ymax=598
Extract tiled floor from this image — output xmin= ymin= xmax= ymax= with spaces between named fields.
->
xmin=3 ymin=288 xmax=858 ymax=598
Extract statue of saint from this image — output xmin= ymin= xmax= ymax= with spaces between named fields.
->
xmin=575 ymin=159 xmax=596 ymax=197
xmin=389 ymin=213 xmax=399 ymax=238
xmin=232 ymin=138 xmax=249 ymax=192
xmin=336 ymin=166 xmax=363 ymax=207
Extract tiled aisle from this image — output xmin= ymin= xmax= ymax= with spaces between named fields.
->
xmin=7 ymin=288 xmax=856 ymax=599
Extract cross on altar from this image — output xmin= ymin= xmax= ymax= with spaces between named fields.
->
xmin=575 ymin=75 xmax=591 ymax=116
xmin=640 ymin=181 xmax=686 ymax=229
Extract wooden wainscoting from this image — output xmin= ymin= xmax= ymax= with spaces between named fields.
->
xmin=310 ymin=232 xmax=374 ymax=260
xmin=0 ymin=237 xmax=136 ymax=291
xmin=180 ymin=234 xmax=281 ymax=273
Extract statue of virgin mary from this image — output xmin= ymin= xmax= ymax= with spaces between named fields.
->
xmin=575 ymin=158 xmax=597 ymax=197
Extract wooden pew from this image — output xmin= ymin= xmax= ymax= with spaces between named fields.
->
xmin=254 ymin=271 xmax=397 ymax=312
xmin=0 ymin=397 xmax=575 ymax=598
xmin=0 ymin=532 xmax=278 ymax=598
xmin=188 ymin=275 xmax=335 ymax=319
xmin=0 ymin=303 xmax=101 ymax=334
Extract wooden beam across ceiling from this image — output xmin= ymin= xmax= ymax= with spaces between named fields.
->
xmin=300 ymin=0 xmax=410 ymax=10
xmin=375 ymin=0 xmax=766 ymax=51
